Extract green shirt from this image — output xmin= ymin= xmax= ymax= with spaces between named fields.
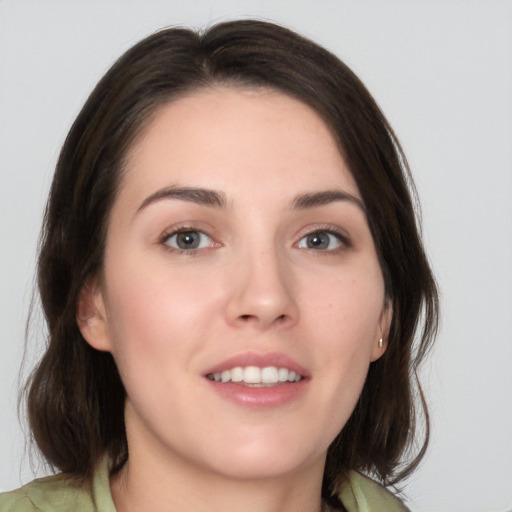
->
xmin=0 ymin=459 xmax=408 ymax=512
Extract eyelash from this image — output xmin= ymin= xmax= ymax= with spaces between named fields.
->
xmin=159 ymin=226 xmax=216 ymax=256
xmin=295 ymin=226 xmax=350 ymax=253
xmin=158 ymin=225 xmax=350 ymax=256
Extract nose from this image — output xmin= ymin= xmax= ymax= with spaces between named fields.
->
xmin=225 ymin=247 xmax=299 ymax=330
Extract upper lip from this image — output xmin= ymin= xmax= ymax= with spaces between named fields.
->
xmin=203 ymin=351 xmax=310 ymax=378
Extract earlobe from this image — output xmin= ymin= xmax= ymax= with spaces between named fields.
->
xmin=76 ymin=278 xmax=112 ymax=352
xmin=371 ymin=300 xmax=393 ymax=362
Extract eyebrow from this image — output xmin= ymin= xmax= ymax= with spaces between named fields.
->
xmin=290 ymin=189 xmax=366 ymax=213
xmin=137 ymin=186 xmax=227 ymax=213
xmin=136 ymin=186 xmax=365 ymax=215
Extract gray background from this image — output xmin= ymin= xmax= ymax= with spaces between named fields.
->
xmin=1 ymin=1 xmax=511 ymax=511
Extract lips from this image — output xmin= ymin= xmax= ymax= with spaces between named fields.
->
xmin=204 ymin=351 xmax=309 ymax=379
xmin=203 ymin=352 xmax=309 ymax=407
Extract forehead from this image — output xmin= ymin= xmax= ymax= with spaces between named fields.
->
xmin=119 ymin=87 xmax=360 ymax=208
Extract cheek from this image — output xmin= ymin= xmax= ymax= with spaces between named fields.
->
xmin=101 ymin=257 xmax=222 ymax=375
xmin=302 ymin=270 xmax=384 ymax=414
xmin=99 ymin=260 xmax=226 ymax=429
xmin=105 ymin=253 xmax=220 ymax=329
xmin=306 ymin=270 xmax=384 ymax=343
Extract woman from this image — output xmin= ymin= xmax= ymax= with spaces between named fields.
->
xmin=0 ymin=19 xmax=438 ymax=512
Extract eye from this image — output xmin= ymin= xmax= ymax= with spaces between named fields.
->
xmin=163 ymin=229 xmax=213 ymax=251
xmin=296 ymin=230 xmax=344 ymax=251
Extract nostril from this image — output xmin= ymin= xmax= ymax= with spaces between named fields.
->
xmin=239 ymin=314 xmax=287 ymax=322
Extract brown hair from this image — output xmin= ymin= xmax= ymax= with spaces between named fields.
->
xmin=26 ymin=19 xmax=438 ymax=500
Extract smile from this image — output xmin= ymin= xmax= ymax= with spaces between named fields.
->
xmin=206 ymin=366 xmax=303 ymax=385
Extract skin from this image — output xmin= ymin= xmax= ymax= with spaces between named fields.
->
xmin=78 ymin=87 xmax=391 ymax=512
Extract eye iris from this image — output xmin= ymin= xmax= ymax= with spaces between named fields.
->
xmin=176 ymin=231 xmax=200 ymax=249
xmin=307 ymin=232 xmax=329 ymax=249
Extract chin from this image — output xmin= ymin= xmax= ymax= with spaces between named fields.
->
xmin=203 ymin=434 xmax=325 ymax=481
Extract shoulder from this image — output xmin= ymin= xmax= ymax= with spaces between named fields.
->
xmin=338 ymin=471 xmax=411 ymax=512
xmin=0 ymin=460 xmax=115 ymax=512
xmin=0 ymin=473 xmax=98 ymax=512
xmin=0 ymin=473 xmax=87 ymax=512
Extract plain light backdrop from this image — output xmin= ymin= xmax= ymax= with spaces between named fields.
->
xmin=1 ymin=1 xmax=511 ymax=511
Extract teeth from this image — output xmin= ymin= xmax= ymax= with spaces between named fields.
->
xmin=243 ymin=366 xmax=261 ymax=383
xmin=261 ymin=366 xmax=278 ymax=383
xmin=278 ymin=367 xmax=289 ymax=382
xmin=207 ymin=366 xmax=303 ymax=385
xmin=231 ymin=367 xmax=243 ymax=382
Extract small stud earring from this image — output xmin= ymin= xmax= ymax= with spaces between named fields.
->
xmin=378 ymin=338 xmax=383 ymax=348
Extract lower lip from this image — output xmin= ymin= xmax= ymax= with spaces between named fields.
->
xmin=205 ymin=378 xmax=309 ymax=408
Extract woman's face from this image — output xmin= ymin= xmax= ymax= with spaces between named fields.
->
xmin=80 ymin=88 xmax=390 ymax=481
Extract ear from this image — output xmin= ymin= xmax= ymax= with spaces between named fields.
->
xmin=370 ymin=299 xmax=393 ymax=362
xmin=76 ymin=277 xmax=112 ymax=352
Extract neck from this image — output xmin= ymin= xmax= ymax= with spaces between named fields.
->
xmin=110 ymin=446 xmax=328 ymax=512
